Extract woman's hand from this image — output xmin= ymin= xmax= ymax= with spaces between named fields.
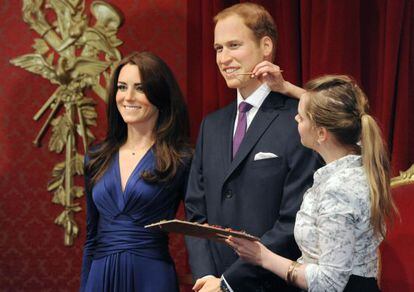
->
xmin=225 ymin=236 xmax=269 ymax=267
xmin=251 ymin=61 xmax=305 ymax=99
xmin=252 ymin=61 xmax=287 ymax=93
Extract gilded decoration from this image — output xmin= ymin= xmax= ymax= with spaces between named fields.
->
xmin=391 ymin=164 xmax=414 ymax=188
xmin=10 ymin=0 xmax=123 ymax=245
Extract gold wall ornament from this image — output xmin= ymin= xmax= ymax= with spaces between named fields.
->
xmin=10 ymin=0 xmax=123 ymax=245
xmin=391 ymin=164 xmax=414 ymax=188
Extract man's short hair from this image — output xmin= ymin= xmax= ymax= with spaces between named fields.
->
xmin=214 ymin=2 xmax=278 ymax=60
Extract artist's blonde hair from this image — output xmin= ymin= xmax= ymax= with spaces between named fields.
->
xmin=305 ymin=75 xmax=397 ymax=237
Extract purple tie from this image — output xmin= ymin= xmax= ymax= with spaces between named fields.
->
xmin=233 ymin=102 xmax=253 ymax=158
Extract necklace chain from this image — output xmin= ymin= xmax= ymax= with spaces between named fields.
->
xmin=124 ymin=142 xmax=154 ymax=156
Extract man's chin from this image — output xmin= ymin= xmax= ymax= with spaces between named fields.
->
xmin=224 ymin=79 xmax=241 ymax=89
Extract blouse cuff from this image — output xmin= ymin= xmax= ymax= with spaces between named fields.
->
xmin=304 ymin=263 xmax=318 ymax=291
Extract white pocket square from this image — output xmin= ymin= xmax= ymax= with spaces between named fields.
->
xmin=254 ymin=152 xmax=278 ymax=161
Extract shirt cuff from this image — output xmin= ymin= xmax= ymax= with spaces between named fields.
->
xmin=221 ymin=275 xmax=234 ymax=292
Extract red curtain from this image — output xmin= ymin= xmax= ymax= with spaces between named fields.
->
xmin=186 ymin=0 xmax=414 ymax=174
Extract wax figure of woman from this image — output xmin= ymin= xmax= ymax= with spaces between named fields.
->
xmin=80 ymin=51 xmax=191 ymax=292
xmin=227 ymin=75 xmax=397 ymax=292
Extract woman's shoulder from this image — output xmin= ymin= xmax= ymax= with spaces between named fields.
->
xmin=325 ymin=165 xmax=368 ymax=194
xmin=320 ymin=166 xmax=370 ymax=216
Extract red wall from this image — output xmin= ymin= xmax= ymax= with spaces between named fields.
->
xmin=0 ymin=1 xmax=190 ymax=291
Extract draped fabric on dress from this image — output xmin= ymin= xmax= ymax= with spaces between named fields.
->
xmin=80 ymin=149 xmax=188 ymax=292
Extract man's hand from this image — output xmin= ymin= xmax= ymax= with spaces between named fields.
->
xmin=192 ymin=276 xmax=221 ymax=292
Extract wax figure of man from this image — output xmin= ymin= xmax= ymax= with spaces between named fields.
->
xmin=185 ymin=3 xmax=320 ymax=292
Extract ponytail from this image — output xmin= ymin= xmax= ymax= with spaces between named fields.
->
xmin=361 ymin=114 xmax=398 ymax=237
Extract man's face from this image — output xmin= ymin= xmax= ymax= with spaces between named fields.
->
xmin=214 ymin=15 xmax=267 ymax=98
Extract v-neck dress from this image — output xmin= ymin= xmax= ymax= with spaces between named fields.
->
xmin=80 ymin=149 xmax=189 ymax=292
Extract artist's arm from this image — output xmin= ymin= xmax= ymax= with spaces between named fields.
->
xmin=227 ymin=187 xmax=359 ymax=291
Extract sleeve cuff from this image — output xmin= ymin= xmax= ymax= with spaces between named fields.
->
xmin=304 ymin=263 xmax=318 ymax=290
xmin=220 ymin=275 xmax=234 ymax=292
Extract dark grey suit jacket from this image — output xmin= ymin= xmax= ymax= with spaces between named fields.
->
xmin=185 ymin=92 xmax=320 ymax=291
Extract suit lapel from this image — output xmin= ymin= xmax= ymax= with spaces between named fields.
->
xmin=223 ymin=93 xmax=286 ymax=183
xmin=219 ymin=102 xmax=237 ymax=171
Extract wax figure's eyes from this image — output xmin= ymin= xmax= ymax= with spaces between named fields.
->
xmin=117 ymin=83 xmax=127 ymax=91
xmin=229 ymin=42 xmax=241 ymax=49
xmin=214 ymin=45 xmax=223 ymax=53
xmin=117 ymin=83 xmax=144 ymax=93
xmin=134 ymin=84 xmax=144 ymax=93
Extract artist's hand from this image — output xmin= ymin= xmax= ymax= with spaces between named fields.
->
xmin=251 ymin=61 xmax=305 ymax=99
xmin=251 ymin=61 xmax=287 ymax=93
xmin=226 ymin=236 xmax=268 ymax=267
xmin=193 ymin=276 xmax=221 ymax=292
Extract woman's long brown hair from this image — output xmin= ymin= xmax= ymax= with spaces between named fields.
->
xmin=85 ymin=51 xmax=191 ymax=190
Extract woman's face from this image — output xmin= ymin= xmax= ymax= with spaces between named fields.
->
xmin=116 ymin=64 xmax=159 ymax=129
xmin=295 ymin=94 xmax=318 ymax=150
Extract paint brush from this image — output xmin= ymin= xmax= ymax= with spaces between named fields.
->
xmin=236 ymin=70 xmax=284 ymax=76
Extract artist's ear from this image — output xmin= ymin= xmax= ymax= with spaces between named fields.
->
xmin=316 ymin=127 xmax=328 ymax=144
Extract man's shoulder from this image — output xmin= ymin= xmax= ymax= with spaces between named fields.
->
xmin=203 ymin=101 xmax=236 ymax=123
xmin=267 ymin=91 xmax=299 ymax=110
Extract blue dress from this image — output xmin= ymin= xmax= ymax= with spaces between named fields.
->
xmin=80 ymin=149 xmax=188 ymax=292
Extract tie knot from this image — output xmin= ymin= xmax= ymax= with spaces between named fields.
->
xmin=239 ymin=102 xmax=253 ymax=113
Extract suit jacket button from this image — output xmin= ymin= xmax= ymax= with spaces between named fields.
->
xmin=224 ymin=189 xmax=233 ymax=199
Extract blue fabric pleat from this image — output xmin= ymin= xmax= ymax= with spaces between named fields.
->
xmin=93 ymin=218 xmax=171 ymax=261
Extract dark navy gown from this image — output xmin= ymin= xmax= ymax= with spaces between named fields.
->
xmin=80 ymin=149 xmax=188 ymax=292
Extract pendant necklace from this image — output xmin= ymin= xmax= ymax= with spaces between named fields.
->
xmin=126 ymin=141 xmax=154 ymax=156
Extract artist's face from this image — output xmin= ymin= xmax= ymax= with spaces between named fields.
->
xmin=116 ymin=64 xmax=158 ymax=127
xmin=295 ymin=94 xmax=317 ymax=149
xmin=214 ymin=15 xmax=266 ymax=97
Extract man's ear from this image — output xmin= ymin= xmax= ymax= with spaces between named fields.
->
xmin=261 ymin=36 xmax=273 ymax=60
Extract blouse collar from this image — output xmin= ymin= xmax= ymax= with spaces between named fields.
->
xmin=313 ymin=154 xmax=362 ymax=185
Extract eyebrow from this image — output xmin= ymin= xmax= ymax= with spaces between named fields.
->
xmin=117 ymin=81 xmax=143 ymax=86
xmin=214 ymin=40 xmax=241 ymax=48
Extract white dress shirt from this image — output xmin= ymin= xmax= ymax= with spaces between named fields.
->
xmin=233 ymin=83 xmax=271 ymax=136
